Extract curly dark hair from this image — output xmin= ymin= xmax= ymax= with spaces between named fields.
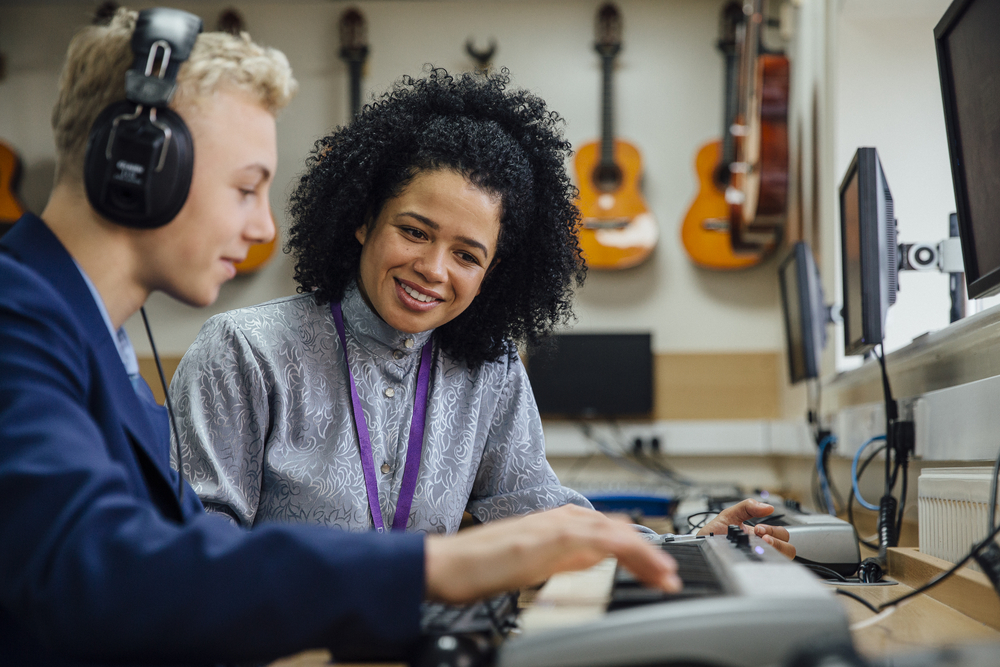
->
xmin=286 ymin=67 xmax=586 ymax=367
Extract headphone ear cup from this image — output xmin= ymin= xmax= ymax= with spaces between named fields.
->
xmin=84 ymin=101 xmax=194 ymax=229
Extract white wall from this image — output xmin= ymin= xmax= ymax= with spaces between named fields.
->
xmin=0 ymin=0 xmax=786 ymax=357
xmin=830 ymin=0 xmax=1000 ymax=371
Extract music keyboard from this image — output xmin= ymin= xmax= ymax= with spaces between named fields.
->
xmin=497 ymin=532 xmax=850 ymax=667
xmin=676 ymin=494 xmax=863 ymax=577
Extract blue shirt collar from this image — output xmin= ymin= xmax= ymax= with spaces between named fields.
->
xmin=72 ymin=259 xmax=140 ymax=377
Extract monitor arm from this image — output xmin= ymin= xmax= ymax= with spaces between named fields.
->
xmin=897 ymin=237 xmax=964 ymax=273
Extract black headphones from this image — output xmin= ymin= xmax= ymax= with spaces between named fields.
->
xmin=84 ymin=8 xmax=203 ymax=229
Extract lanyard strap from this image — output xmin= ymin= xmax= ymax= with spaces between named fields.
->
xmin=331 ymin=301 xmax=432 ymax=532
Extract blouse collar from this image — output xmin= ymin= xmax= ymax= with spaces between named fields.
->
xmin=340 ymin=282 xmax=434 ymax=360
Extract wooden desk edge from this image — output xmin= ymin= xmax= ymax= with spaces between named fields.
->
xmin=887 ymin=547 xmax=1000 ymax=631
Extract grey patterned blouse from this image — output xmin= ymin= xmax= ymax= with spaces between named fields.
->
xmin=170 ymin=284 xmax=590 ymax=534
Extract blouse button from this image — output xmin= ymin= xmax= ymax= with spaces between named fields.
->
xmin=393 ymin=350 xmax=404 ymax=360
xmin=384 ymin=387 xmax=395 ymax=398
xmin=404 ymin=338 xmax=415 ymax=349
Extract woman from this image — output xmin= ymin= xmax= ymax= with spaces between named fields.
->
xmin=171 ymin=68 xmax=593 ymax=534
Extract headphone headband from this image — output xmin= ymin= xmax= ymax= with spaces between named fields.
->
xmin=84 ymin=7 xmax=203 ymax=229
xmin=125 ymin=9 xmax=202 ymax=107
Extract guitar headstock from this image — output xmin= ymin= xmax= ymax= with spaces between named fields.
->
xmin=92 ymin=1 xmax=120 ymax=26
xmin=216 ymin=8 xmax=246 ymax=36
xmin=339 ymin=8 xmax=369 ymax=65
xmin=717 ymin=1 xmax=745 ymax=56
xmin=594 ymin=3 xmax=622 ymax=59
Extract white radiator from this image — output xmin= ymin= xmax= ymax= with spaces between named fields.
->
xmin=918 ymin=467 xmax=999 ymax=572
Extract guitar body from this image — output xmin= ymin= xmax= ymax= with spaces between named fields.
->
xmin=217 ymin=9 xmax=275 ymax=275
xmin=575 ymin=138 xmax=658 ymax=270
xmin=755 ymin=54 xmax=790 ymax=219
xmin=234 ymin=228 xmax=277 ymax=274
xmin=681 ymin=140 xmax=769 ymax=270
xmin=679 ymin=2 xmax=772 ymax=270
xmin=728 ymin=0 xmax=790 ymax=250
xmin=0 ymin=141 xmax=26 ymax=224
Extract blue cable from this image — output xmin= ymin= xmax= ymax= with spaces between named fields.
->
xmin=816 ymin=434 xmax=837 ymax=515
xmin=852 ymin=435 xmax=887 ymax=511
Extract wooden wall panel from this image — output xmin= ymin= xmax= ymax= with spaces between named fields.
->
xmin=138 ymin=356 xmax=182 ymax=406
xmin=654 ymin=352 xmax=781 ymax=420
xmin=144 ymin=352 xmax=782 ymax=419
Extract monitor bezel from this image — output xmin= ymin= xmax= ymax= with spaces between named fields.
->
xmin=779 ymin=241 xmax=823 ymax=384
xmin=934 ymin=0 xmax=1000 ymax=298
xmin=525 ymin=332 xmax=654 ymax=420
xmin=839 ymin=147 xmax=893 ymax=357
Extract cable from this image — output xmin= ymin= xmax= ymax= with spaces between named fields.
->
xmin=610 ymin=421 xmax=699 ymax=489
xmin=578 ymin=422 xmax=653 ymax=478
xmin=989 ymin=444 xmax=1000 ymax=533
xmin=851 ymin=436 xmax=885 ymax=511
xmin=834 ymin=588 xmax=879 ymax=614
xmin=578 ymin=422 xmax=699 ymax=494
xmin=849 ymin=605 xmax=897 ymax=631
xmin=816 ymin=434 xmax=837 ymax=515
xmin=877 ymin=517 xmax=1000 ymax=611
xmin=683 ymin=511 xmax=718 ymax=533
xmin=872 ymin=344 xmax=913 ymax=561
xmin=847 ymin=443 xmax=886 ymax=551
xmin=140 ymin=306 xmax=184 ymax=503
xmin=895 ymin=446 xmax=911 ymax=540
xmin=805 ymin=563 xmax=849 ymax=582
xmin=977 ymin=444 xmax=1000 ymax=597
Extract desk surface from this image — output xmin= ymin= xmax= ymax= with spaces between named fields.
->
xmin=839 ymin=547 xmax=1000 ymax=657
xmin=268 ymin=547 xmax=1000 ymax=667
xmin=836 ymin=579 xmax=999 ymax=657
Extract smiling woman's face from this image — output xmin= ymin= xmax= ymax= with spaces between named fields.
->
xmin=354 ymin=168 xmax=502 ymax=334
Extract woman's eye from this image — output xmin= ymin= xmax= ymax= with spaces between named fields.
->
xmin=458 ymin=252 xmax=481 ymax=266
xmin=403 ymin=227 xmax=426 ymax=239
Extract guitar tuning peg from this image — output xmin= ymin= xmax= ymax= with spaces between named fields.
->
xmin=465 ymin=38 xmax=497 ymax=72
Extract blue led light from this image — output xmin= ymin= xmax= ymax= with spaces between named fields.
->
xmin=754 ymin=546 xmax=765 ymax=555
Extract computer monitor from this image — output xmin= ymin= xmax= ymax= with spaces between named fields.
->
xmin=839 ymin=147 xmax=898 ymax=357
xmin=935 ymin=0 xmax=1000 ymax=299
xmin=526 ymin=333 xmax=653 ymax=418
xmin=779 ymin=241 xmax=829 ymax=383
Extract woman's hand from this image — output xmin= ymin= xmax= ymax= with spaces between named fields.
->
xmin=697 ymin=499 xmax=796 ymax=559
xmin=424 ymin=505 xmax=681 ymax=604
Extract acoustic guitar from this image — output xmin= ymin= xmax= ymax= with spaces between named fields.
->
xmin=575 ymin=3 xmax=657 ymax=271
xmin=727 ymin=0 xmax=789 ymax=251
xmin=1 ymin=40 xmax=26 ymax=238
xmin=339 ymin=8 xmax=369 ymax=120
xmin=680 ymin=2 xmax=773 ymax=270
xmin=0 ymin=140 xmax=27 ymax=237
xmin=215 ymin=8 xmax=278 ymax=275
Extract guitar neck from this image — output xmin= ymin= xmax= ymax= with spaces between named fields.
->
xmin=345 ymin=56 xmax=365 ymax=118
xmin=720 ymin=50 xmax=740 ymax=166
xmin=600 ymin=53 xmax=616 ymax=167
xmin=737 ymin=2 xmax=763 ymax=127
xmin=338 ymin=8 xmax=368 ymax=122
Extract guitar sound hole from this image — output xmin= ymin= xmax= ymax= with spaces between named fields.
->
xmin=713 ymin=162 xmax=732 ymax=190
xmin=592 ymin=163 xmax=622 ymax=192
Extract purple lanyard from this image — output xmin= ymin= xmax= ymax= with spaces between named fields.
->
xmin=331 ymin=302 xmax=432 ymax=533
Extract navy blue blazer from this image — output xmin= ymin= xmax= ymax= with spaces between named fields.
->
xmin=0 ymin=214 xmax=424 ymax=666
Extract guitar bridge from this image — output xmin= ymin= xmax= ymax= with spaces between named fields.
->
xmin=701 ymin=218 xmax=730 ymax=232
xmin=582 ymin=217 xmax=631 ymax=230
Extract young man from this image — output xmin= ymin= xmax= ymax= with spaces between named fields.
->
xmin=0 ymin=8 xmax=790 ymax=665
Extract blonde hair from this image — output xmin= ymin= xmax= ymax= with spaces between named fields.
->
xmin=52 ymin=8 xmax=297 ymax=185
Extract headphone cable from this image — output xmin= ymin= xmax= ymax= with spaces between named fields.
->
xmin=140 ymin=306 xmax=185 ymax=504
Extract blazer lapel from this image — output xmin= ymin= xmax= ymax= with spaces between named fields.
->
xmin=1 ymin=215 xmax=182 ymax=511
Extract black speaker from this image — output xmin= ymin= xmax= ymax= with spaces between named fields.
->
xmin=84 ymin=8 xmax=202 ymax=229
